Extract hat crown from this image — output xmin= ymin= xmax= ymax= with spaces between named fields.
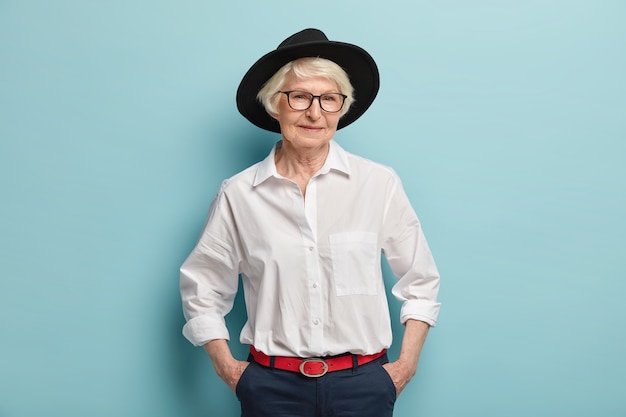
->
xmin=277 ymin=28 xmax=329 ymax=50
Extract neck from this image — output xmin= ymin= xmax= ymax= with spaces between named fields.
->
xmin=274 ymin=140 xmax=329 ymax=178
xmin=274 ymin=140 xmax=330 ymax=197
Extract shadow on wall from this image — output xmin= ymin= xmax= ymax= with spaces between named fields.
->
xmin=166 ymin=126 xmax=275 ymax=417
xmin=167 ymin=284 xmax=248 ymax=417
xmin=213 ymin=121 xmax=281 ymax=178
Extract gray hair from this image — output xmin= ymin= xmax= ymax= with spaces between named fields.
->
xmin=256 ymin=57 xmax=355 ymax=117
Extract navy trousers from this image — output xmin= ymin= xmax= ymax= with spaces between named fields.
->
xmin=236 ymin=353 xmax=397 ymax=417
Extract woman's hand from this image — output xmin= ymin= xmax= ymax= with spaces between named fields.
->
xmin=204 ymin=339 xmax=249 ymax=392
xmin=383 ymin=319 xmax=431 ymax=396
xmin=214 ymin=357 xmax=249 ymax=392
xmin=383 ymin=359 xmax=415 ymax=396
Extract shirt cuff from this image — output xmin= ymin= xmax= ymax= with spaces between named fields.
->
xmin=182 ymin=315 xmax=231 ymax=347
xmin=400 ymin=300 xmax=441 ymax=327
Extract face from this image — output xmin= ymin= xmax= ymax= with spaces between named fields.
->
xmin=271 ymin=75 xmax=342 ymax=152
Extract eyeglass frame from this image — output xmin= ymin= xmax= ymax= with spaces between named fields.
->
xmin=278 ymin=90 xmax=348 ymax=113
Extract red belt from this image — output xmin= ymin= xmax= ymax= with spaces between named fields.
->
xmin=249 ymin=346 xmax=386 ymax=377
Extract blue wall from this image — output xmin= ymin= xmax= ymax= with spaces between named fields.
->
xmin=1 ymin=1 xmax=625 ymax=416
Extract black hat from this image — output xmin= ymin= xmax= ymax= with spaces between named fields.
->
xmin=236 ymin=28 xmax=380 ymax=133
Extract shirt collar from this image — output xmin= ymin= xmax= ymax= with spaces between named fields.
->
xmin=253 ymin=140 xmax=351 ymax=187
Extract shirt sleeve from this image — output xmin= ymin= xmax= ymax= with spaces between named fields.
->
xmin=381 ymin=173 xmax=441 ymax=327
xmin=180 ymin=182 xmax=242 ymax=346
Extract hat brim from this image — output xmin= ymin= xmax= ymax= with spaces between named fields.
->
xmin=236 ymin=40 xmax=379 ymax=133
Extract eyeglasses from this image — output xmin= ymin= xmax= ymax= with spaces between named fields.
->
xmin=279 ymin=90 xmax=347 ymax=113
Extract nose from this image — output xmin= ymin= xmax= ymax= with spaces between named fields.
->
xmin=306 ymin=97 xmax=322 ymax=119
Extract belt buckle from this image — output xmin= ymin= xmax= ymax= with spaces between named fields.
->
xmin=299 ymin=358 xmax=329 ymax=377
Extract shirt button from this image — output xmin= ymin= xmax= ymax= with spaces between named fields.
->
xmin=313 ymin=319 xmax=320 ymax=325
xmin=312 ymin=283 xmax=318 ymax=288
xmin=308 ymin=246 xmax=314 ymax=251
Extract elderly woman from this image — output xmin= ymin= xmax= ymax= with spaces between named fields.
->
xmin=180 ymin=28 xmax=441 ymax=417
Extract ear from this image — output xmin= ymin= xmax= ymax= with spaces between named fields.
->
xmin=269 ymin=112 xmax=279 ymax=120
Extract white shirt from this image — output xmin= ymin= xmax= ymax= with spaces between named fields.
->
xmin=180 ymin=140 xmax=441 ymax=357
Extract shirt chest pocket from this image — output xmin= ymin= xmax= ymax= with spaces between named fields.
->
xmin=329 ymin=232 xmax=379 ymax=296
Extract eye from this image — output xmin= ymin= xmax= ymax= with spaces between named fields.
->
xmin=290 ymin=91 xmax=311 ymax=101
